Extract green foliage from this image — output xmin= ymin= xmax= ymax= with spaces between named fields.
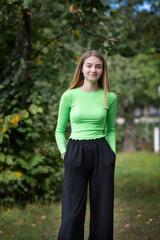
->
xmin=0 ymin=0 xmax=159 ymax=205
xmin=108 ymin=53 xmax=160 ymax=113
xmin=0 ymin=107 xmax=64 ymax=205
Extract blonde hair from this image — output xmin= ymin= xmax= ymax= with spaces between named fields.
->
xmin=67 ymin=50 xmax=111 ymax=109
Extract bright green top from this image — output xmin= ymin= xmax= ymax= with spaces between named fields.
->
xmin=55 ymin=88 xmax=117 ymax=159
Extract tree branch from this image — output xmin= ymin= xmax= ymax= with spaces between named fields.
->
xmin=31 ymin=25 xmax=75 ymax=60
xmin=81 ymin=27 xmax=118 ymax=43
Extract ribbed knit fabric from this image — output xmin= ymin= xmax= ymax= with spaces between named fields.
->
xmin=55 ymin=88 xmax=117 ymax=159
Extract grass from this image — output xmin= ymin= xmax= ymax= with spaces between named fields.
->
xmin=114 ymin=151 xmax=160 ymax=240
xmin=0 ymin=151 xmax=159 ymax=240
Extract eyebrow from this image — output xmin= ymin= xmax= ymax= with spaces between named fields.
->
xmin=85 ymin=63 xmax=102 ymax=66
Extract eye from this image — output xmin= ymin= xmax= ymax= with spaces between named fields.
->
xmin=97 ymin=66 xmax=102 ymax=69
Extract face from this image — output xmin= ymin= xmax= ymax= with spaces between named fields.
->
xmin=82 ymin=56 xmax=103 ymax=83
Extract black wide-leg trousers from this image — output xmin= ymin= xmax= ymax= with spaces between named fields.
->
xmin=57 ymin=137 xmax=116 ymax=240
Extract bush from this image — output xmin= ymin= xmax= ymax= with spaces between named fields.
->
xmin=0 ymin=106 xmax=64 ymax=206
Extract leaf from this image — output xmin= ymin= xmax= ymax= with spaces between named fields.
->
xmin=5 ymin=232 xmax=12 ymax=238
xmin=20 ymin=174 xmax=35 ymax=184
xmin=6 ymin=155 xmax=14 ymax=165
xmin=27 ymin=132 xmax=39 ymax=138
xmin=20 ymin=110 xmax=29 ymax=119
xmin=15 ymin=172 xmax=22 ymax=179
xmin=149 ymin=218 xmax=153 ymax=221
xmin=29 ymin=104 xmax=38 ymax=114
xmin=38 ymin=59 xmax=44 ymax=65
xmin=22 ymin=0 xmax=32 ymax=9
xmin=0 ymin=170 xmax=18 ymax=183
xmin=0 ymin=153 xmax=5 ymax=162
xmin=74 ymin=30 xmax=80 ymax=37
xmin=0 ymin=133 xmax=4 ymax=144
xmin=30 ymin=154 xmax=45 ymax=167
xmin=10 ymin=118 xmax=17 ymax=127
xmin=7 ymin=0 xmax=19 ymax=3
xmin=30 ymin=166 xmax=49 ymax=174
xmin=51 ymin=39 xmax=57 ymax=46
xmin=29 ymin=104 xmax=43 ymax=114
xmin=110 ymin=11 xmax=117 ymax=18
xmin=16 ymin=115 xmax=19 ymax=123
xmin=1 ymin=127 xmax=7 ymax=133
xmin=76 ymin=56 xmax=81 ymax=62
xmin=37 ymin=107 xmax=43 ymax=113
xmin=17 ymin=158 xmax=31 ymax=170
xmin=24 ymin=119 xmax=33 ymax=124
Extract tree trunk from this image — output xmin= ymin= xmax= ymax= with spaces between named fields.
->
xmin=123 ymin=105 xmax=136 ymax=152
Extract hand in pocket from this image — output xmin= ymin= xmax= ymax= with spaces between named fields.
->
xmin=62 ymin=153 xmax=65 ymax=160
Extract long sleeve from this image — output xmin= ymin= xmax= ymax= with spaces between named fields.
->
xmin=105 ymin=93 xmax=117 ymax=157
xmin=55 ymin=91 xmax=70 ymax=159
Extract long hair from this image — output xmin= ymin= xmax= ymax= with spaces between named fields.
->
xmin=67 ymin=50 xmax=111 ymax=109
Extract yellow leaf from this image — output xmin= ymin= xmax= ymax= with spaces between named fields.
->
xmin=15 ymin=172 xmax=22 ymax=179
xmin=51 ymin=39 xmax=57 ymax=46
xmin=137 ymin=214 xmax=141 ymax=218
xmin=38 ymin=59 xmax=44 ymax=65
xmin=34 ymin=57 xmax=44 ymax=64
xmin=76 ymin=56 xmax=81 ymax=62
xmin=41 ymin=215 xmax=46 ymax=219
xmin=149 ymin=218 xmax=153 ymax=221
xmin=10 ymin=118 xmax=17 ymax=126
xmin=9 ymin=1 xmax=12 ymax=4
xmin=74 ymin=30 xmax=80 ymax=37
xmin=16 ymin=115 xmax=19 ymax=123
xmin=2 ymin=128 xmax=7 ymax=133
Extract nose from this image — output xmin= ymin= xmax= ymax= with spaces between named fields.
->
xmin=91 ymin=66 xmax=96 ymax=72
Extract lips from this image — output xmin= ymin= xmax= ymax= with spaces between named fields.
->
xmin=89 ymin=74 xmax=97 ymax=77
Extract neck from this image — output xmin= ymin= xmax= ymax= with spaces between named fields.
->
xmin=79 ymin=82 xmax=100 ymax=92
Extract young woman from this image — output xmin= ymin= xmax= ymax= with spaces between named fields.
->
xmin=55 ymin=49 xmax=117 ymax=240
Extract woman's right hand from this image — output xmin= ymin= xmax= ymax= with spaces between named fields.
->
xmin=62 ymin=153 xmax=65 ymax=160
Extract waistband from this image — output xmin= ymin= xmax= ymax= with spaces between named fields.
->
xmin=68 ymin=137 xmax=106 ymax=144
